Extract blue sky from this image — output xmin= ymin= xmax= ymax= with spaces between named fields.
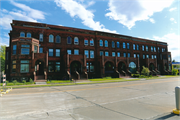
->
xmin=0 ymin=0 xmax=180 ymax=61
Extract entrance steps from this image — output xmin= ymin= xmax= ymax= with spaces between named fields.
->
xmin=35 ymin=81 xmax=47 ymax=85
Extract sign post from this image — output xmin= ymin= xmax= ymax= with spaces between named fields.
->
xmin=173 ymin=86 xmax=180 ymax=115
xmin=3 ymin=74 xmax=6 ymax=92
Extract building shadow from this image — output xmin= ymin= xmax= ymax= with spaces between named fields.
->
xmin=154 ymin=113 xmax=179 ymax=120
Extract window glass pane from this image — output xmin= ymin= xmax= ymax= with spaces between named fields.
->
xmin=128 ymin=53 xmax=130 ymax=57
xmin=154 ymin=55 xmax=157 ymax=59
xmin=100 ymin=40 xmax=103 ymax=46
xmin=112 ymin=52 xmax=115 ymax=57
xmin=117 ymin=42 xmax=120 ymax=48
xmin=90 ymin=63 xmax=94 ymax=72
xmin=49 ymin=49 xmax=53 ymax=56
xmin=67 ymin=36 xmax=72 ymax=44
xmin=146 ymin=46 xmax=148 ymax=51
xmin=84 ymin=38 xmax=88 ymax=45
xmin=86 ymin=63 xmax=89 ymax=72
xmin=90 ymin=50 xmax=94 ymax=58
xmin=56 ymin=35 xmax=61 ymax=43
xmin=123 ymin=53 xmax=126 ymax=57
xmin=151 ymin=46 xmax=153 ymax=52
xmin=48 ymin=62 xmax=54 ymax=72
xmin=112 ymin=41 xmax=115 ymax=48
xmin=27 ymin=32 xmax=31 ymax=38
xmin=39 ymin=48 xmax=43 ymax=53
xmin=105 ymin=40 xmax=108 ymax=47
xmin=67 ymin=50 xmax=71 ymax=55
xmin=21 ymin=48 xmax=29 ymax=54
xmin=55 ymin=62 xmax=60 ymax=72
xmin=133 ymin=44 xmax=136 ymax=50
xmin=74 ymin=37 xmax=79 ymax=45
xmin=20 ymin=64 xmax=29 ymax=73
xmin=137 ymin=45 xmax=139 ymax=50
xmin=152 ymin=55 xmax=154 ymax=59
xmin=117 ymin=52 xmax=120 ymax=57
xmin=56 ymin=49 xmax=60 ymax=57
xmin=105 ymin=51 xmax=109 ymax=56
xmin=13 ymin=45 xmax=17 ymax=54
xmin=129 ymin=62 xmax=136 ymax=74
xmin=143 ymin=54 xmax=145 ymax=59
xmin=34 ymin=46 xmax=38 ymax=53
xmin=127 ymin=43 xmax=129 ymax=49
xmin=85 ymin=50 xmax=89 ymax=58
xmin=100 ymin=51 xmax=103 ymax=56
xmin=154 ymin=47 xmax=156 ymax=52
xmin=21 ymin=45 xmax=30 ymax=47
xmin=21 ymin=60 xmax=29 ymax=63
xmin=20 ymin=32 xmax=25 ymax=37
xmin=49 ymin=34 xmax=54 ymax=42
xmin=142 ymin=45 xmax=144 ymax=51
xmin=90 ymin=39 xmax=94 ymax=46
xmin=137 ymin=54 xmax=139 ymax=58
xmin=134 ymin=54 xmax=136 ymax=58
xmin=123 ymin=42 xmax=126 ymax=48
xmin=39 ymin=34 xmax=43 ymax=42
xmin=74 ymin=49 xmax=79 ymax=55
xmin=146 ymin=54 xmax=149 ymax=58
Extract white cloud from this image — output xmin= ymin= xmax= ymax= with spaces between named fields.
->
xmin=170 ymin=18 xmax=177 ymax=23
xmin=153 ymin=33 xmax=180 ymax=61
xmin=169 ymin=7 xmax=177 ymax=12
xmin=149 ymin=18 xmax=155 ymax=23
xmin=0 ymin=0 xmax=46 ymax=30
xmin=105 ymin=0 xmax=174 ymax=29
xmin=54 ymin=0 xmax=117 ymax=33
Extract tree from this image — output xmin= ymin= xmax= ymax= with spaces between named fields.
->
xmin=0 ymin=45 xmax=6 ymax=72
xmin=141 ymin=66 xmax=150 ymax=76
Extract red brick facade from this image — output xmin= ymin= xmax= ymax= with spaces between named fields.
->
xmin=5 ymin=20 xmax=172 ymax=81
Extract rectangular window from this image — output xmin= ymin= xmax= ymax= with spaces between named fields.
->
xmin=137 ymin=54 xmax=139 ymax=58
xmin=6 ymin=52 xmax=8 ymax=60
xmin=55 ymin=62 xmax=60 ymax=72
xmin=84 ymin=39 xmax=88 ymax=46
xmin=48 ymin=62 xmax=54 ymax=72
xmin=20 ymin=60 xmax=29 ymax=73
xmin=112 ymin=52 xmax=115 ymax=57
xmin=34 ymin=45 xmax=38 ymax=53
xmin=39 ymin=34 xmax=43 ymax=42
xmin=117 ymin=42 xmax=120 ymax=48
xmin=158 ymin=47 xmax=160 ymax=52
xmin=154 ymin=55 xmax=157 ymax=59
xmin=90 ymin=39 xmax=94 ymax=46
xmin=143 ymin=54 xmax=145 ymax=59
xmin=21 ymin=45 xmax=30 ymax=55
xmin=85 ymin=50 xmax=89 ymax=58
xmin=154 ymin=47 xmax=156 ymax=52
xmin=127 ymin=43 xmax=130 ymax=49
xmin=49 ymin=49 xmax=53 ymax=56
xmin=146 ymin=54 xmax=149 ymax=58
xmin=74 ymin=49 xmax=79 ymax=55
xmin=100 ymin=51 xmax=103 ymax=56
xmin=90 ymin=63 xmax=94 ymax=72
xmin=74 ymin=38 xmax=79 ymax=45
xmin=151 ymin=46 xmax=153 ymax=52
xmin=12 ymin=60 xmax=16 ymax=73
xmin=133 ymin=44 xmax=136 ymax=50
xmin=67 ymin=50 xmax=71 ymax=55
xmin=90 ymin=50 xmax=94 ymax=58
xmin=39 ymin=47 xmax=43 ymax=53
xmin=142 ymin=45 xmax=144 ymax=51
xmin=56 ymin=49 xmax=60 ymax=57
xmin=86 ymin=63 xmax=89 ymax=72
xmin=151 ymin=55 xmax=154 ymax=59
xmin=146 ymin=46 xmax=148 ymax=51
xmin=123 ymin=42 xmax=126 ymax=49
xmin=128 ymin=53 xmax=130 ymax=58
xmin=168 ymin=55 xmax=171 ymax=61
xmin=117 ymin=52 xmax=120 ymax=57
xmin=137 ymin=45 xmax=139 ymax=50
xmin=123 ymin=53 xmax=126 ymax=57
xmin=105 ymin=51 xmax=109 ymax=56
xmin=134 ymin=54 xmax=136 ymax=58
xmin=112 ymin=42 xmax=115 ymax=48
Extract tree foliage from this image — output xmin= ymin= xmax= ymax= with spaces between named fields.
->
xmin=141 ymin=66 xmax=150 ymax=76
xmin=0 ymin=45 xmax=6 ymax=72
xmin=172 ymin=69 xmax=178 ymax=75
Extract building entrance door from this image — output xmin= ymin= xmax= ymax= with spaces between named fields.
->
xmin=35 ymin=60 xmax=44 ymax=75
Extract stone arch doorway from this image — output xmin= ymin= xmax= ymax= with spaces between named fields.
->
xmin=118 ymin=62 xmax=126 ymax=72
xmin=129 ymin=62 xmax=136 ymax=74
xmin=105 ymin=61 xmax=114 ymax=76
xmin=149 ymin=63 xmax=155 ymax=71
xmin=35 ymin=60 xmax=44 ymax=75
xmin=70 ymin=61 xmax=82 ymax=75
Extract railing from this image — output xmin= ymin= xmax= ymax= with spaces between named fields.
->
xmin=75 ymin=71 xmax=80 ymax=80
xmin=83 ymin=72 xmax=88 ymax=79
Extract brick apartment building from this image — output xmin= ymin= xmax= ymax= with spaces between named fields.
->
xmin=5 ymin=20 xmax=172 ymax=81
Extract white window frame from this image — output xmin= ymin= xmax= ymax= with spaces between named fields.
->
xmin=90 ymin=50 xmax=94 ymax=58
xmin=84 ymin=39 xmax=88 ymax=46
xmin=74 ymin=37 xmax=79 ymax=45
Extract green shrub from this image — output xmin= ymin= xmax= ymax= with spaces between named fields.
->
xmin=46 ymin=81 xmax=51 ymax=84
xmin=132 ymin=74 xmax=140 ymax=77
xmin=22 ymin=80 xmax=26 ymax=85
xmin=141 ymin=66 xmax=150 ymax=76
xmin=172 ymin=69 xmax=178 ymax=75
xmin=6 ymin=80 xmax=9 ymax=85
xmin=29 ymin=78 xmax=34 ymax=84
xmin=13 ymin=80 xmax=17 ymax=85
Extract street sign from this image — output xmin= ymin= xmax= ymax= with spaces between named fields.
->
xmin=3 ymin=79 xmax=6 ymax=82
xmin=3 ymin=74 xmax=6 ymax=77
xmin=3 ymin=83 xmax=6 ymax=86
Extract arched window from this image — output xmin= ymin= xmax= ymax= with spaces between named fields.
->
xmin=39 ymin=33 xmax=43 ymax=42
xmin=27 ymin=32 xmax=31 ymax=38
xmin=90 ymin=39 xmax=94 ymax=46
xmin=84 ymin=38 xmax=88 ymax=45
xmin=74 ymin=37 xmax=79 ymax=45
xmin=112 ymin=41 xmax=115 ymax=48
xmin=105 ymin=40 xmax=108 ymax=47
xmin=99 ymin=40 xmax=103 ymax=46
xmin=67 ymin=36 xmax=72 ymax=44
xmin=49 ymin=34 xmax=54 ymax=42
xmin=123 ymin=42 xmax=126 ymax=48
xmin=129 ymin=62 xmax=136 ymax=73
xmin=20 ymin=32 xmax=25 ymax=37
xmin=117 ymin=42 xmax=120 ymax=48
xmin=56 ymin=35 xmax=61 ymax=43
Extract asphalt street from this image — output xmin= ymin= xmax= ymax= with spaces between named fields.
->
xmin=0 ymin=77 xmax=180 ymax=120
